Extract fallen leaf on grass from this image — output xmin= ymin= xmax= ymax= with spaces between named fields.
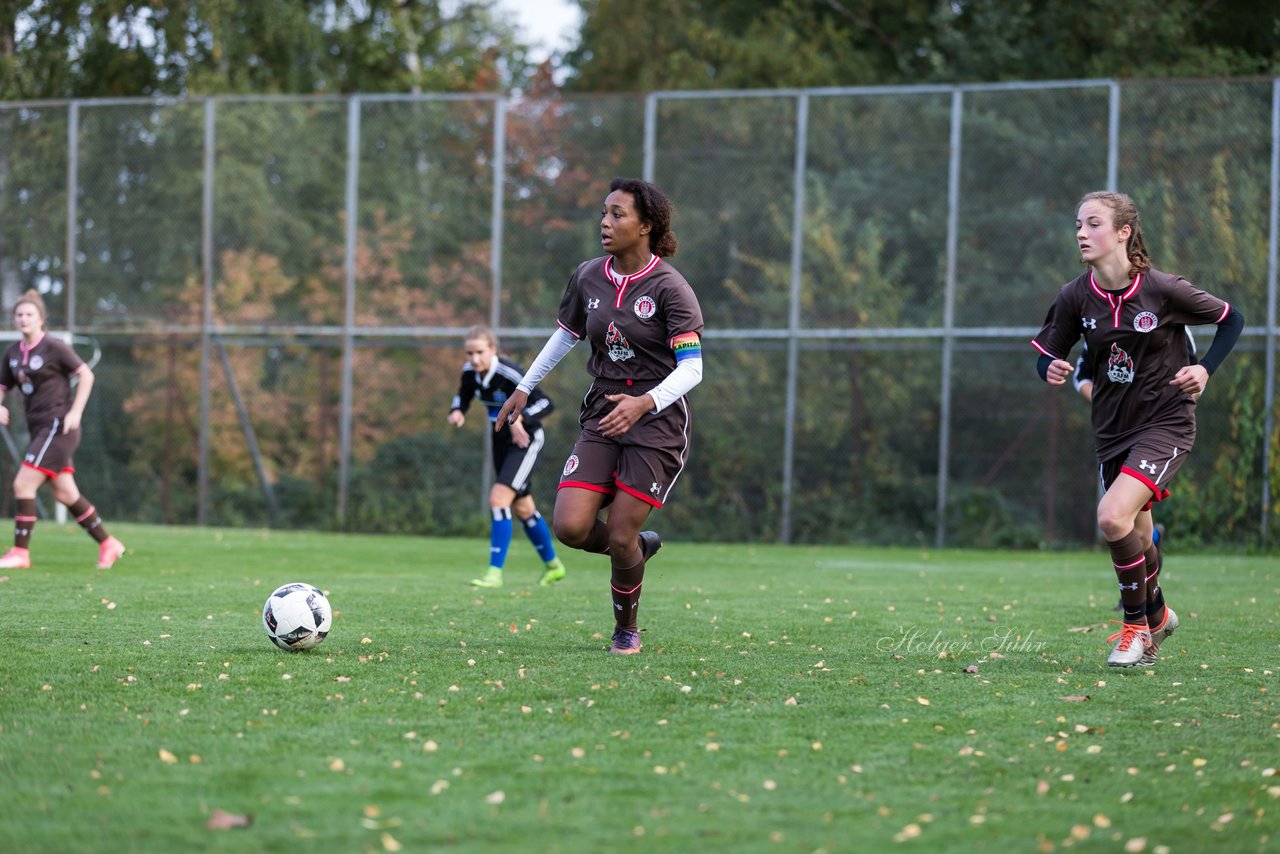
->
xmin=1060 ymin=695 xmax=1090 ymax=702
xmin=484 ymin=790 xmax=505 ymax=805
xmin=1067 ymin=623 xmax=1108 ymax=633
xmin=963 ymin=665 xmax=980 ymax=674
xmin=158 ymin=749 xmax=178 ymax=764
xmin=205 ymin=809 xmax=252 ymax=829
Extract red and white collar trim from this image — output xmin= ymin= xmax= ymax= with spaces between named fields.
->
xmin=1089 ymin=270 xmax=1143 ymax=328
xmin=19 ymin=333 xmax=45 ymax=364
xmin=604 ymin=254 xmax=661 ymax=308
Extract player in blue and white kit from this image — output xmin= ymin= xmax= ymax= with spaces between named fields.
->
xmin=448 ymin=326 xmax=565 ymax=588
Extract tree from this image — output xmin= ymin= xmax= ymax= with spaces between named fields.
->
xmin=0 ymin=1 xmax=539 ymax=99
xmin=564 ymin=0 xmax=1280 ymax=91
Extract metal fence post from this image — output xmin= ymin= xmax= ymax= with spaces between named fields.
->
xmin=934 ymin=89 xmax=963 ymax=549
xmin=338 ymin=96 xmax=360 ymax=527
xmin=643 ymin=93 xmax=657 ymax=183
xmin=198 ymin=98 xmax=215 ymax=525
xmin=1263 ymin=78 xmax=1280 ymax=546
xmin=779 ymin=93 xmax=808 ymax=544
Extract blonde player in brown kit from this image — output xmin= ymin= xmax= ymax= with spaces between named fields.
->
xmin=0 ymin=291 xmax=126 ymax=570
xmin=1032 ymin=191 xmax=1243 ymax=667
xmin=495 ymin=178 xmax=704 ymax=655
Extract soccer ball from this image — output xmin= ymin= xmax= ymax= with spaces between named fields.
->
xmin=262 ymin=582 xmax=332 ymax=651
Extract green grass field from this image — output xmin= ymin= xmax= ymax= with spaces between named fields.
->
xmin=0 ymin=522 xmax=1275 ymax=852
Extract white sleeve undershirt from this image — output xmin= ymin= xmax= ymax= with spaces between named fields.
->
xmin=517 ymin=327 xmax=702 ymax=414
xmin=516 ymin=327 xmax=578 ymax=395
xmin=646 ymin=356 xmax=703 ymax=413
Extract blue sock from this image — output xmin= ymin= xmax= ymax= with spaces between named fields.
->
xmin=489 ymin=508 xmax=512 ymax=570
xmin=521 ymin=512 xmax=558 ymax=564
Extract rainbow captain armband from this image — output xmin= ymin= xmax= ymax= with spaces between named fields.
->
xmin=671 ymin=332 xmax=702 ymax=362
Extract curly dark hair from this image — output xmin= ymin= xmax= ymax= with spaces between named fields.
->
xmin=609 ymin=177 xmax=678 ymax=258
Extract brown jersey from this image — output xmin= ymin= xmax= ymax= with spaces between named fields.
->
xmin=1031 ymin=268 xmax=1231 ymax=462
xmin=556 ymin=255 xmax=704 ymax=383
xmin=0 ymin=335 xmax=86 ymax=429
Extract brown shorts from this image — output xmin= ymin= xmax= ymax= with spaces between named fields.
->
xmin=1099 ymin=438 xmax=1191 ymax=510
xmin=558 ymin=382 xmax=692 ymax=509
xmin=23 ymin=421 xmax=80 ymax=478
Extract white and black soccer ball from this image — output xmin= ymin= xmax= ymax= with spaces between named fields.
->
xmin=262 ymin=582 xmax=332 ymax=651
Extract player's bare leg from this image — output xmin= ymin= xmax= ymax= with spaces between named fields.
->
xmin=51 ymin=472 xmax=124 ymax=569
xmin=0 ymin=466 xmax=47 ymax=569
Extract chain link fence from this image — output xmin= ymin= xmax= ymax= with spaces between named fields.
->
xmin=0 ymin=79 xmax=1276 ymax=548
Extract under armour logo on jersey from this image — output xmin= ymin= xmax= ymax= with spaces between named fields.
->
xmin=649 ymin=482 xmax=661 ymax=495
xmin=587 ymin=298 xmax=600 ymax=310
xmin=1118 ymin=581 xmax=1141 ymax=591
xmin=1081 ymin=317 xmax=1097 ymax=329
xmin=1138 ymin=460 xmax=1157 ymax=474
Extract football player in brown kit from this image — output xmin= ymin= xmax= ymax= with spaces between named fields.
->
xmin=0 ymin=290 xmax=126 ymax=570
xmin=495 ymin=178 xmax=705 ymax=655
xmin=1075 ymin=331 xmax=1196 ymax=610
xmin=1032 ymin=191 xmax=1243 ymax=667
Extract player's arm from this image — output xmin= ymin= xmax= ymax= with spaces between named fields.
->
xmin=1035 ymin=352 xmax=1074 ymax=385
xmin=1171 ymin=304 xmax=1243 ymax=396
xmin=63 ymin=364 xmax=94 ymax=434
xmin=522 ymin=385 xmax=554 ymax=422
xmin=647 ymin=332 xmax=703 ymax=413
xmin=447 ymin=369 xmax=476 ymax=427
xmin=1072 ymin=349 xmax=1093 ymax=402
xmin=1030 ymin=290 xmax=1079 ymax=387
xmin=496 ymin=327 xmax=578 ymax=431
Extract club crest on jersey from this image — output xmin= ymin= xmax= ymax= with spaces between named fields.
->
xmin=605 ymin=321 xmax=635 ymax=363
xmin=1106 ymin=342 xmax=1134 ymax=384
xmin=633 ymin=295 xmax=656 ymax=319
xmin=1133 ymin=311 xmax=1158 ymax=333
xmin=562 ymin=454 xmax=580 ymax=477
xmin=29 ymin=355 xmax=44 ymax=370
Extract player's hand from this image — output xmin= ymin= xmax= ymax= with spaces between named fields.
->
xmin=1045 ymin=358 xmax=1074 ymax=385
xmin=447 ymin=410 xmax=465 ymax=428
xmin=510 ymin=419 xmax=531 ymax=448
xmin=0 ymin=405 xmax=8 ymax=427
xmin=1171 ymin=363 xmax=1209 ymax=397
xmin=63 ymin=411 xmax=82 ymax=433
xmin=495 ymin=390 xmax=528 ymax=432
xmin=599 ymin=393 xmax=653 ymax=438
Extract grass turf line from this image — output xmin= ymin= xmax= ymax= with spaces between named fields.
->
xmin=0 ymin=523 xmax=1274 ymax=852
